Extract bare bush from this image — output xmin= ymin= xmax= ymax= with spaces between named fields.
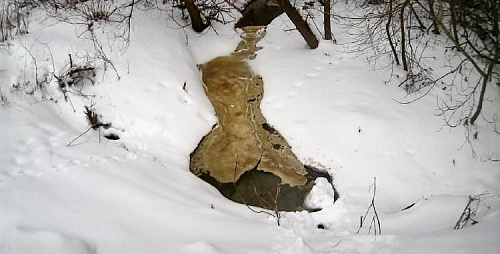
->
xmin=168 ymin=0 xmax=238 ymax=32
xmin=424 ymin=0 xmax=500 ymax=126
xmin=454 ymin=194 xmax=481 ymax=230
xmin=454 ymin=193 xmax=500 ymax=230
xmin=245 ymin=184 xmax=283 ymax=226
xmin=67 ymin=102 xmax=116 ymax=146
xmin=197 ymin=0 xmax=237 ymax=25
xmin=7 ymin=42 xmax=57 ymax=102
xmin=54 ymin=54 xmax=96 ymax=106
xmin=34 ymin=0 xmax=147 ymax=77
xmin=357 ymin=177 xmax=381 ymax=235
xmin=339 ymin=0 xmax=499 ymax=141
xmin=0 ymin=0 xmax=34 ymax=42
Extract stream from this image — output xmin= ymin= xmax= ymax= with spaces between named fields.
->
xmin=190 ymin=26 xmax=333 ymax=211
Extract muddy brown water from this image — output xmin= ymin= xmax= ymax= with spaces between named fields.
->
xmin=190 ymin=26 xmax=334 ymax=211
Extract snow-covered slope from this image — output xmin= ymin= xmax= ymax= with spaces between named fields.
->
xmin=1 ymin=4 xmax=499 ymax=254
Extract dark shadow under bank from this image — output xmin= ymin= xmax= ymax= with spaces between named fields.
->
xmin=196 ymin=162 xmax=338 ymax=212
xmin=235 ymin=0 xmax=284 ymax=28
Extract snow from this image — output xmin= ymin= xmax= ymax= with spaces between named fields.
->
xmin=304 ymin=178 xmax=335 ymax=210
xmin=1 ymin=2 xmax=500 ymax=254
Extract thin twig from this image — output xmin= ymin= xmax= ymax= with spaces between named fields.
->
xmin=67 ymin=126 xmax=92 ymax=146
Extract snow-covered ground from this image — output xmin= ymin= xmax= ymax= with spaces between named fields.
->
xmin=1 ymin=3 xmax=499 ymax=254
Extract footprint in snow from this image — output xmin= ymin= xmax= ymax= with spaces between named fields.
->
xmin=180 ymin=241 xmax=223 ymax=254
xmin=0 ymin=227 xmax=96 ymax=254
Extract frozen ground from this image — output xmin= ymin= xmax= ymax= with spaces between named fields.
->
xmin=0 ymin=4 xmax=499 ymax=254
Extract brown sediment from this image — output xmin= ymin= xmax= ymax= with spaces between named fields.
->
xmin=190 ymin=26 xmax=330 ymax=211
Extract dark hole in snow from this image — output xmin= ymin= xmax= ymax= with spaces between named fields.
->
xmin=104 ymin=133 xmax=120 ymax=140
xmin=402 ymin=202 xmax=416 ymax=211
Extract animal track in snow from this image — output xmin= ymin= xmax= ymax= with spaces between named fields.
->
xmin=306 ymin=72 xmax=319 ymax=78
xmin=0 ymin=227 xmax=97 ymax=254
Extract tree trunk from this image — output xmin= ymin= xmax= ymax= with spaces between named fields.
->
xmin=324 ymin=0 xmax=332 ymax=40
xmin=449 ymin=1 xmax=459 ymax=42
xmin=386 ymin=0 xmax=400 ymax=65
xmin=183 ymin=0 xmax=208 ymax=32
xmin=428 ymin=0 xmax=440 ymax=34
xmin=400 ymin=2 xmax=408 ymax=71
xmin=276 ymin=0 xmax=319 ymax=49
xmin=470 ymin=1 xmax=499 ymax=125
